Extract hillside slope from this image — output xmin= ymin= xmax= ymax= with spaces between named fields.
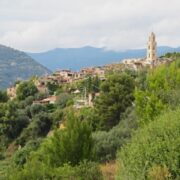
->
xmin=28 ymin=46 xmax=180 ymax=71
xmin=0 ymin=45 xmax=50 ymax=89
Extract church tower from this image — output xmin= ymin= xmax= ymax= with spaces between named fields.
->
xmin=147 ymin=32 xmax=157 ymax=63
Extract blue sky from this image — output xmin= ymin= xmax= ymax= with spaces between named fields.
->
xmin=0 ymin=0 xmax=180 ymax=52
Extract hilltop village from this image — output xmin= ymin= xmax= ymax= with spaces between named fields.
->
xmin=7 ymin=33 xmax=173 ymax=107
xmin=1 ymin=33 xmax=180 ymax=180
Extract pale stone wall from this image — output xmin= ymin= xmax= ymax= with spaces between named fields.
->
xmin=147 ymin=32 xmax=157 ymax=62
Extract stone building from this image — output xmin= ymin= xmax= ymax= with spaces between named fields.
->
xmin=147 ymin=32 xmax=157 ymax=65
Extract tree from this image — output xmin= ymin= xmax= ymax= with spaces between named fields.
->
xmin=95 ymin=73 xmax=135 ymax=130
xmin=135 ymin=59 xmax=180 ymax=123
xmin=30 ymin=104 xmax=46 ymax=117
xmin=0 ymin=90 xmax=8 ymax=102
xmin=17 ymin=112 xmax=52 ymax=146
xmin=0 ymin=101 xmax=29 ymax=140
xmin=16 ymin=81 xmax=38 ymax=100
xmin=117 ymin=108 xmax=180 ymax=180
xmin=92 ymin=107 xmax=138 ymax=162
xmin=56 ymin=93 xmax=72 ymax=108
xmin=81 ymin=76 xmax=101 ymax=93
xmin=41 ymin=112 xmax=93 ymax=167
xmin=47 ymin=82 xmax=59 ymax=95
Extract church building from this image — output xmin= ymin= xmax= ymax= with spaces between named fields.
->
xmin=122 ymin=32 xmax=173 ymax=70
xmin=147 ymin=32 xmax=157 ymax=66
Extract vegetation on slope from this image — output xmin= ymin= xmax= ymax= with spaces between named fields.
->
xmin=117 ymin=53 xmax=180 ymax=179
xmin=0 ymin=45 xmax=50 ymax=89
xmin=0 ymin=52 xmax=179 ymax=179
xmin=117 ymin=107 xmax=180 ymax=180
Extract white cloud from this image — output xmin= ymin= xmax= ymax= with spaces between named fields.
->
xmin=0 ymin=0 xmax=180 ymax=52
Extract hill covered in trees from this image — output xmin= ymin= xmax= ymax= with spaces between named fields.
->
xmin=0 ymin=52 xmax=179 ymax=179
xmin=0 ymin=45 xmax=50 ymax=89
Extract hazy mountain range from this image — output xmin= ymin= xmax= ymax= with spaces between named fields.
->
xmin=0 ymin=44 xmax=180 ymax=89
xmin=28 ymin=46 xmax=180 ymax=71
xmin=0 ymin=45 xmax=50 ymax=89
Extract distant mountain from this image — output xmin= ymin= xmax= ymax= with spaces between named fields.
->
xmin=28 ymin=46 xmax=180 ymax=71
xmin=0 ymin=45 xmax=50 ymax=89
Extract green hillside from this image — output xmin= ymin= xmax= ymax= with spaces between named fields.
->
xmin=0 ymin=53 xmax=179 ymax=179
xmin=0 ymin=45 xmax=50 ymax=89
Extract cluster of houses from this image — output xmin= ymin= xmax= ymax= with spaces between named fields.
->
xmin=6 ymin=67 xmax=106 ymax=107
xmin=7 ymin=32 xmax=174 ymax=108
xmin=34 ymin=67 xmax=106 ymax=94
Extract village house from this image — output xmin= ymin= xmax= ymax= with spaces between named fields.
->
xmin=7 ymin=86 xmax=17 ymax=100
xmin=73 ymin=92 xmax=100 ymax=109
xmin=7 ymin=84 xmax=20 ymax=100
xmin=33 ymin=95 xmax=57 ymax=105
xmin=80 ymin=67 xmax=105 ymax=79
xmin=34 ymin=78 xmax=49 ymax=94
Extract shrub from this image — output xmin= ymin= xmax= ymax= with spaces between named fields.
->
xmin=135 ymin=59 xmax=180 ymax=123
xmin=0 ymin=90 xmax=8 ymax=103
xmin=13 ymin=139 xmax=42 ymax=166
xmin=54 ymin=161 xmax=103 ymax=180
xmin=7 ymin=158 xmax=51 ymax=180
xmin=95 ymin=73 xmax=135 ymax=130
xmin=40 ymin=112 xmax=93 ymax=167
xmin=56 ymin=93 xmax=72 ymax=108
xmin=16 ymin=81 xmax=38 ymax=100
xmin=7 ymin=160 xmax=102 ymax=180
xmin=147 ymin=165 xmax=171 ymax=180
xmin=116 ymin=108 xmax=180 ymax=180
xmin=30 ymin=104 xmax=46 ymax=117
xmin=92 ymin=108 xmax=137 ymax=162
xmin=17 ymin=112 xmax=52 ymax=146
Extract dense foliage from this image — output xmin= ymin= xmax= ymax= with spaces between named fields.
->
xmin=117 ymin=107 xmax=180 ymax=180
xmin=116 ymin=55 xmax=180 ymax=179
xmin=0 ymin=91 xmax=8 ymax=103
xmin=7 ymin=160 xmax=102 ymax=180
xmin=135 ymin=58 xmax=180 ymax=123
xmin=16 ymin=81 xmax=38 ymax=100
xmin=40 ymin=112 xmax=93 ymax=167
xmin=0 ymin=52 xmax=180 ymax=179
xmin=92 ymin=107 xmax=138 ymax=162
xmin=95 ymin=73 xmax=135 ymax=130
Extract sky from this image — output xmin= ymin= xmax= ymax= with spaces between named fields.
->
xmin=0 ymin=0 xmax=180 ymax=52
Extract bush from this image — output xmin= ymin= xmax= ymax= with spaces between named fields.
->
xmin=7 ymin=158 xmax=51 ymax=180
xmin=51 ymin=108 xmax=64 ymax=128
xmin=13 ymin=139 xmax=42 ymax=166
xmin=41 ymin=112 xmax=93 ymax=167
xmin=92 ymin=108 xmax=137 ymax=162
xmin=147 ymin=165 xmax=171 ymax=180
xmin=0 ymin=101 xmax=29 ymax=140
xmin=135 ymin=59 xmax=180 ymax=123
xmin=0 ymin=90 xmax=8 ymax=102
xmin=54 ymin=161 xmax=103 ymax=180
xmin=116 ymin=108 xmax=180 ymax=180
xmin=30 ymin=104 xmax=46 ymax=117
xmin=95 ymin=73 xmax=135 ymax=130
xmin=56 ymin=93 xmax=73 ymax=108
xmin=7 ymin=160 xmax=102 ymax=180
xmin=16 ymin=81 xmax=38 ymax=100
xmin=17 ymin=112 xmax=52 ymax=146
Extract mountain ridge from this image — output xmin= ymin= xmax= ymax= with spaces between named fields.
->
xmin=28 ymin=46 xmax=180 ymax=71
xmin=0 ymin=44 xmax=51 ymax=89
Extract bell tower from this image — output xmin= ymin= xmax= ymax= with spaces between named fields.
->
xmin=147 ymin=32 xmax=157 ymax=63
